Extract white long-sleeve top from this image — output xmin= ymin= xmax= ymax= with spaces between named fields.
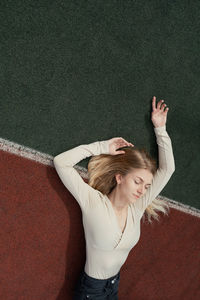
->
xmin=53 ymin=125 xmax=175 ymax=279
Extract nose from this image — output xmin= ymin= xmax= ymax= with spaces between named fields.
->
xmin=137 ymin=185 xmax=145 ymax=195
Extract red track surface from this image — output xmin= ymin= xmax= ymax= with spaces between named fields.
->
xmin=1 ymin=150 xmax=200 ymax=299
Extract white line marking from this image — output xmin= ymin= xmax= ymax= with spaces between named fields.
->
xmin=1 ymin=137 xmax=200 ymax=218
xmin=0 ymin=137 xmax=53 ymax=166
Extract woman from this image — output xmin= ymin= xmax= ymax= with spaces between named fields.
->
xmin=53 ymin=96 xmax=175 ymax=299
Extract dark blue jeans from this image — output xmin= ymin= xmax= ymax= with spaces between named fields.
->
xmin=73 ymin=270 xmax=120 ymax=299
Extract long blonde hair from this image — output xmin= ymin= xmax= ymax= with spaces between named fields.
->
xmin=87 ymin=146 xmax=169 ymax=224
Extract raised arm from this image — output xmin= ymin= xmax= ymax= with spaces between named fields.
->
xmin=134 ymin=125 xmax=175 ymax=214
xmin=134 ymin=97 xmax=175 ymax=214
xmin=53 ymin=140 xmax=110 ymax=211
xmin=53 ymin=136 xmax=134 ymax=211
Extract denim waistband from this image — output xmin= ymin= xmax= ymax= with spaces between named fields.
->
xmin=73 ymin=270 xmax=120 ymax=298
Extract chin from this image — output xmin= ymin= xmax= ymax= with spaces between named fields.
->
xmin=130 ymin=198 xmax=137 ymax=203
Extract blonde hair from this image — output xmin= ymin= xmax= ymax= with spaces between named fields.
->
xmin=87 ymin=146 xmax=169 ymax=224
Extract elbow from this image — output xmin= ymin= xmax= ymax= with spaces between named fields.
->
xmin=170 ymin=161 xmax=176 ymax=174
xmin=166 ymin=158 xmax=175 ymax=174
xmin=159 ymin=165 xmax=175 ymax=177
xmin=168 ymin=165 xmax=175 ymax=175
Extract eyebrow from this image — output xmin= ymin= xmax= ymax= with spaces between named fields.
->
xmin=136 ymin=176 xmax=151 ymax=185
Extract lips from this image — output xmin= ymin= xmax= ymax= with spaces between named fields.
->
xmin=133 ymin=194 xmax=140 ymax=199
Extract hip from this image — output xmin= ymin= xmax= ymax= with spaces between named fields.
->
xmin=73 ymin=270 xmax=120 ymax=299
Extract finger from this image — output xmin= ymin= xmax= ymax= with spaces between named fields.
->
xmin=117 ymin=138 xmax=130 ymax=146
xmin=121 ymin=138 xmax=134 ymax=146
xmin=161 ymin=103 xmax=167 ymax=111
xmin=117 ymin=151 xmax=125 ymax=154
xmin=116 ymin=137 xmax=134 ymax=148
xmin=157 ymin=99 xmax=164 ymax=109
xmin=164 ymin=107 xmax=169 ymax=113
xmin=121 ymin=141 xmax=134 ymax=147
xmin=116 ymin=140 xmax=126 ymax=147
xmin=152 ymin=96 xmax=156 ymax=110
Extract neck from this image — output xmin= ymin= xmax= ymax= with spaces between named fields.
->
xmin=107 ymin=189 xmax=129 ymax=213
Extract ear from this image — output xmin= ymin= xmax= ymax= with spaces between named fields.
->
xmin=115 ymin=173 xmax=123 ymax=184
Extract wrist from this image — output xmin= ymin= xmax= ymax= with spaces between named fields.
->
xmin=153 ymin=123 xmax=166 ymax=128
xmin=154 ymin=125 xmax=166 ymax=132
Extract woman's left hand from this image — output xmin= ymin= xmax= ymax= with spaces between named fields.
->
xmin=151 ymin=96 xmax=169 ymax=128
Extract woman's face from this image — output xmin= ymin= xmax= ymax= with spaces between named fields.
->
xmin=116 ymin=168 xmax=153 ymax=204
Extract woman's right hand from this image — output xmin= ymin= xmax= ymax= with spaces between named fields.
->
xmin=108 ymin=137 xmax=134 ymax=155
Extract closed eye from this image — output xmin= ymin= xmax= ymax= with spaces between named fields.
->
xmin=135 ymin=180 xmax=151 ymax=189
